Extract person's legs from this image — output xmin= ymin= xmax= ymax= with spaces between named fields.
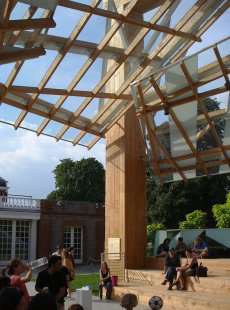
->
xmin=106 ymin=282 xmax=112 ymax=299
xmin=99 ymin=283 xmax=103 ymax=300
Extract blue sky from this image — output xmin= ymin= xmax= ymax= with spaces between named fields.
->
xmin=0 ymin=3 xmax=229 ymax=198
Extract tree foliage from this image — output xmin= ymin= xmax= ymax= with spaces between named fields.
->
xmin=47 ymin=158 xmax=105 ymax=202
xmin=212 ymin=193 xmax=230 ymax=228
xmin=179 ymin=210 xmax=207 ymax=229
xmin=147 ymin=173 xmax=229 ymax=229
xmin=147 ymin=223 xmax=165 ymax=242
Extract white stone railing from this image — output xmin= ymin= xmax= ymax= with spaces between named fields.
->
xmin=0 ymin=195 xmax=40 ymax=209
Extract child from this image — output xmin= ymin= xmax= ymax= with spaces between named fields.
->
xmin=2 ymin=258 xmax=32 ymax=308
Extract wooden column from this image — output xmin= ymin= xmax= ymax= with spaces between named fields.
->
xmin=104 ymin=0 xmax=147 ymax=269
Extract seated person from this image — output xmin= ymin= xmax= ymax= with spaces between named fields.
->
xmin=175 ymin=237 xmax=187 ymax=257
xmin=157 ymin=238 xmax=170 ymax=257
xmin=99 ymin=261 xmax=112 ymax=300
xmin=173 ymin=249 xmax=198 ymax=290
xmin=192 ymin=237 xmax=208 ymax=258
xmin=161 ymin=248 xmax=181 ymax=290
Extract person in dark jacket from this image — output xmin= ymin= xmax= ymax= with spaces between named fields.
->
xmin=161 ymin=247 xmax=181 ymax=290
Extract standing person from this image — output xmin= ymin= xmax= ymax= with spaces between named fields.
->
xmin=35 ymin=255 xmax=67 ymax=310
xmin=157 ymin=238 xmax=170 ymax=257
xmin=99 ymin=261 xmax=112 ymax=300
xmin=120 ymin=293 xmax=138 ymax=309
xmin=161 ymin=248 xmax=181 ymax=290
xmin=1 ymin=258 xmax=32 ymax=308
xmin=173 ymin=249 xmax=198 ymax=290
xmin=67 ymin=247 xmax=76 ymax=269
xmin=61 ymin=248 xmax=75 ymax=298
xmin=175 ymin=237 xmax=187 ymax=257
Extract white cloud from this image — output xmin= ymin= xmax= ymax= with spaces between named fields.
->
xmin=0 ymin=125 xmax=105 ymax=199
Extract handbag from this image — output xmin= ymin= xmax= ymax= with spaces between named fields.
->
xmin=196 ymin=263 xmax=208 ymax=277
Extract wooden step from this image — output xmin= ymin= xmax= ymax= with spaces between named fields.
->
xmin=113 ymin=259 xmax=230 ymax=309
xmin=112 ymin=283 xmax=230 ymax=310
xmin=125 ymin=269 xmax=230 ymax=295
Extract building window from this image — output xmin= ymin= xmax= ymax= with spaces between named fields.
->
xmin=0 ymin=220 xmax=13 ymax=261
xmin=0 ymin=219 xmax=30 ymax=263
xmin=64 ymin=226 xmax=83 ymax=263
xmin=15 ymin=220 xmax=30 ymax=260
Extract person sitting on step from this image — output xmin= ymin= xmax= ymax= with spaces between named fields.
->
xmin=161 ymin=247 xmax=181 ymax=290
xmin=175 ymin=237 xmax=187 ymax=257
xmin=157 ymin=238 xmax=170 ymax=257
xmin=99 ymin=261 xmax=112 ymax=300
xmin=173 ymin=249 xmax=198 ymax=290
xmin=191 ymin=237 xmax=208 ymax=258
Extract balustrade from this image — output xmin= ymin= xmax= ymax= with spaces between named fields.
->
xmin=0 ymin=195 xmax=40 ymax=209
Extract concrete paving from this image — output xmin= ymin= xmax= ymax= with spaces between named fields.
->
xmin=26 ymin=281 xmax=148 ymax=310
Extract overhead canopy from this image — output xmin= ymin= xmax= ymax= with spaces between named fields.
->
xmin=131 ymin=37 xmax=230 ymax=183
xmin=0 ymin=0 xmax=229 ymax=153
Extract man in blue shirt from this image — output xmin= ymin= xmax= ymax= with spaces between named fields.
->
xmin=192 ymin=237 xmax=208 ymax=258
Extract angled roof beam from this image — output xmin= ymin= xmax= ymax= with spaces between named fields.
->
xmin=18 ymin=0 xmax=59 ymax=11
xmin=142 ymin=86 xmax=228 ymax=114
xmin=0 ymin=45 xmax=45 ymax=64
xmin=59 ymin=0 xmax=201 ymax=42
xmin=1 ymin=94 xmax=103 ymax=137
xmin=213 ymin=45 xmax=230 ymax=88
xmin=0 ymin=17 xmax=56 ymax=32
xmin=180 ymin=61 xmax=230 ymax=168
xmin=9 ymin=85 xmax=132 ymax=100
xmin=0 ymin=0 xmax=15 ymax=52
xmin=5 ymin=31 xmax=150 ymax=62
xmin=137 ymin=84 xmax=163 ymax=184
xmin=149 ymin=76 xmax=210 ymax=179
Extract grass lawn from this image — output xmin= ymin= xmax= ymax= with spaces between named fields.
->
xmin=72 ymin=273 xmax=100 ymax=296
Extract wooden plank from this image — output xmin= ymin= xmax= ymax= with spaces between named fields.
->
xmin=0 ymin=17 xmax=56 ymax=32
xmin=0 ymin=45 xmax=45 ymax=64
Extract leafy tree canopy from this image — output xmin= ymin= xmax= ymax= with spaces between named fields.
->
xmin=147 ymin=174 xmax=229 ymax=229
xmin=47 ymin=158 xmax=105 ymax=202
xmin=179 ymin=210 xmax=207 ymax=229
xmin=212 ymin=193 xmax=230 ymax=228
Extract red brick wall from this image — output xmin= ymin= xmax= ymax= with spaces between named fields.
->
xmin=37 ymin=200 xmax=105 ymax=262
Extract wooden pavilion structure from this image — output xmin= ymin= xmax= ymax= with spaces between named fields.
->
xmin=0 ymin=0 xmax=229 ymax=269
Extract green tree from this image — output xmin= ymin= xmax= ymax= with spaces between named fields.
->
xmin=47 ymin=157 xmax=105 ymax=202
xmin=147 ymin=174 xmax=229 ymax=229
xmin=212 ymin=193 xmax=230 ymax=228
xmin=179 ymin=210 xmax=207 ymax=229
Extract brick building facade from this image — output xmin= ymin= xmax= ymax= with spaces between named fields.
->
xmin=0 ymin=195 xmax=105 ymax=265
xmin=38 ymin=200 xmax=105 ymax=262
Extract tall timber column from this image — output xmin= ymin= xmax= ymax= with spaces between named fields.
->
xmin=104 ymin=0 xmax=147 ymax=269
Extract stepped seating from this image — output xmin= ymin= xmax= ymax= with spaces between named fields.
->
xmin=112 ymin=258 xmax=230 ymax=310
